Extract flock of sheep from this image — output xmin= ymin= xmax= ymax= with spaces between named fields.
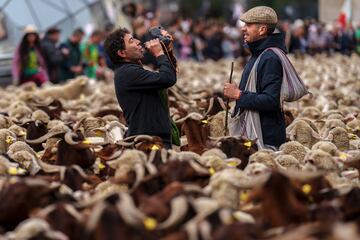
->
xmin=0 ymin=53 xmax=359 ymax=239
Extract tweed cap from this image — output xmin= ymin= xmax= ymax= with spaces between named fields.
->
xmin=240 ymin=6 xmax=278 ymax=24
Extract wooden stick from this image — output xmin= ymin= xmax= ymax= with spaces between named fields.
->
xmin=224 ymin=62 xmax=234 ymax=135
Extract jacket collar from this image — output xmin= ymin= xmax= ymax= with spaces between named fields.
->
xmin=246 ymin=33 xmax=287 ymax=56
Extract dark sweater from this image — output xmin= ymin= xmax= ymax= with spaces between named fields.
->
xmin=234 ymin=33 xmax=287 ymax=148
xmin=114 ymin=55 xmax=176 ymax=146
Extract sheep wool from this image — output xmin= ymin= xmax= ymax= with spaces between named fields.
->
xmin=312 ymin=141 xmax=339 ymax=156
xmin=279 ymin=141 xmax=310 ymax=163
xmin=325 ymin=127 xmax=350 ymax=151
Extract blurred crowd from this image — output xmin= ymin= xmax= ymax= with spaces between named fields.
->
xmin=11 ymin=2 xmax=360 ymax=86
xmin=11 ymin=24 xmax=115 ymax=86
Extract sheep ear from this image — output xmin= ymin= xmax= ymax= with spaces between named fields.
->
xmin=287 ymin=128 xmax=296 ymax=140
xmin=326 ymin=133 xmax=334 ymax=141
xmin=311 ymin=130 xmax=321 ymax=139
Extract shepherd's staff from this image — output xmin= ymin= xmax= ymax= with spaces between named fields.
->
xmin=224 ymin=61 xmax=234 ymax=135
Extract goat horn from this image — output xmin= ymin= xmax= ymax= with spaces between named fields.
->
xmin=25 ymin=130 xmax=65 ymax=144
xmin=107 ymin=121 xmax=127 ymax=130
xmin=116 ymin=140 xmax=135 ymax=147
xmin=189 ymin=160 xmax=210 ymax=175
xmin=134 ymin=135 xmax=153 ymax=142
xmin=145 ymin=162 xmax=158 ymax=175
xmin=175 ymin=112 xmax=204 ymax=123
xmin=131 ymin=164 xmax=145 ymax=190
xmin=86 ymin=202 xmax=107 ymax=231
xmin=117 ymin=192 xmax=145 ymax=226
xmin=204 ymin=97 xmax=214 ymax=116
xmin=64 ymin=132 xmax=80 ymax=145
xmin=157 ymin=195 xmax=188 ymax=229
xmin=36 ymin=157 xmax=65 ymax=173
xmin=217 ymin=97 xmax=227 ymax=110
xmin=73 ymin=117 xmax=86 ymax=131
xmin=199 ymin=220 xmax=212 ymax=240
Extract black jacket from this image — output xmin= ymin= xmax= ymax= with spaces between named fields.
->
xmin=114 ymin=55 xmax=176 ymax=146
xmin=59 ymin=39 xmax=82 ymax=81
xmin=41 ymin=36 xmax=64 ymax=83
xmin=234 ymin=33 xmax=286 ymax=148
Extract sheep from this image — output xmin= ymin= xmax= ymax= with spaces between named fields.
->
xmin=208 ymin=111 xmax=226 ymax=137
xmin=205 ymin=168 xmax=252 ymax=209
xmin=31 ymin=109 xmax=50 ymax=123
xmin=199 ymin=148 xmax=227 ymax=169
xmin=7 ymin=150 xmax=41 ymax=175
xmin=36 ymin=76 xmax=95 ymax=100
xmin=274 ymin=155 xmax=302 ymax=170
xmin=299 ymin=106 xmax=322 ymax=119
xmin=287 ymin=119 xmax=321 ymax=149
xmin=8 ymin=105 xmax=33 ymax=121
xmin=303 ymin=149 xmax=339 ymax=172
xmin=311 ymin=141 xmax=339 ymax=156
xmin=321 ymin=119 xmax=346 ymax=137
xmin=0 ymin=129 xmax=17 ymax=153
xmin=325 ymin=127 xmax=350 ymax=151
xmin=248 ymin=150 xmax=277 ymax=168
xmin=107 ymin=149 xmax=148 ymax=190
xmin=347 ymin=119 xmax=360 ymax=132
xmin=8 ymin=124 xmax=27 ymax=141
xmin=244 ymin=162 xmax=271 ymax=176
xmin=0 ymin=115 xmax=13 ymax=129
xmin=278 ymin=141 xmax=310 ymax=163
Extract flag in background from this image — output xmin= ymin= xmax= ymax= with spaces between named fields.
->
xmin=338 ymin=0 xmax=352 ymax=29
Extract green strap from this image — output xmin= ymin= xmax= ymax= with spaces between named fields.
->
xmin=158 ymin=89 xmax=181 ymax=146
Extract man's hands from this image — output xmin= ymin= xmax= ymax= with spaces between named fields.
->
xmin=144 ymin=39 xmax=164 ymax=58
xmin=224 ymin=83 xmax=241 ymax=100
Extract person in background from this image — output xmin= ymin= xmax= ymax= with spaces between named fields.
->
xmin=59 ymin=28 xmax=84 ymax=82
xmin=81 ymin=29 xmax=103 ymax=79
xmin=12 ymin=25 xmax=49 ymax=86
xmin=41 ymin=27 xmax=67 ymax=84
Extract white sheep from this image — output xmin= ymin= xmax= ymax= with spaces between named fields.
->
xmin=287 ymin=119 xmax=322 ymax=149
xmin=279 ymin=141 xmax=309 ymax=163
xmin=325 ymin=127 xmax=350 ymax=151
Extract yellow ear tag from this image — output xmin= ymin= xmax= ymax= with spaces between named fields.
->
xmin=201 ymin=120 xmax=208 ymax=125
xmin=98 ymin=162 xmax=106 ymax=170
xmin=339 ymin=152 xmax=347 ymax=160
xmin=302 ymin=184 xmax=312 ymax=195
xmin=143 ymin=217 xmax=157 ymax=230
xmin=243 ymin=141 xmax=252 ymax=148
xmin=80 ymin=94 xmax=85 ymax=100
xmin=240 ymin=191 xmax=249 ymax=202
xmin=7 ymin=167 xmax=18 ymax=175
xmin=5 ymin=136 xmax=14 ymax=144
xmin=209 ymin=167 xmax=215 ymax=175
xmin=82 ymin=139 xmax=91 ymax=144
xmin=7 ymin=167 xmax=26 ymax=175
xmin=227 ymin=161 xmax=238 ymax=167
xmin=151 ymin=145 xmax=160 ymax=151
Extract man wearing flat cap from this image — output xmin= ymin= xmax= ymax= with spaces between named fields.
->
xmin=223 ymin=6 xmax=287 ymax=150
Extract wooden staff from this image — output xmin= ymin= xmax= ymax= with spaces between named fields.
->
xmin=224 ymin=62 xmax=234 ymax=135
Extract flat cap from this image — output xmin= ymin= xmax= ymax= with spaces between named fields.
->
xmin=240 ymin=6 xmax=278 ymax=24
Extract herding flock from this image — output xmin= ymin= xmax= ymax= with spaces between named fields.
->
xmin=0 ymin=53 xmax=359 ymax=240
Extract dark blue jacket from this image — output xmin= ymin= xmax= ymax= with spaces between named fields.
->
xmin=233 ymin=33 xmax=286 ymax=148
xmin=114 ymin=55 xmax=176 ymax=147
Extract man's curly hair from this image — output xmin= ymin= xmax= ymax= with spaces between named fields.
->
xmin=104 ymin=27 xmax=130 ymax=65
